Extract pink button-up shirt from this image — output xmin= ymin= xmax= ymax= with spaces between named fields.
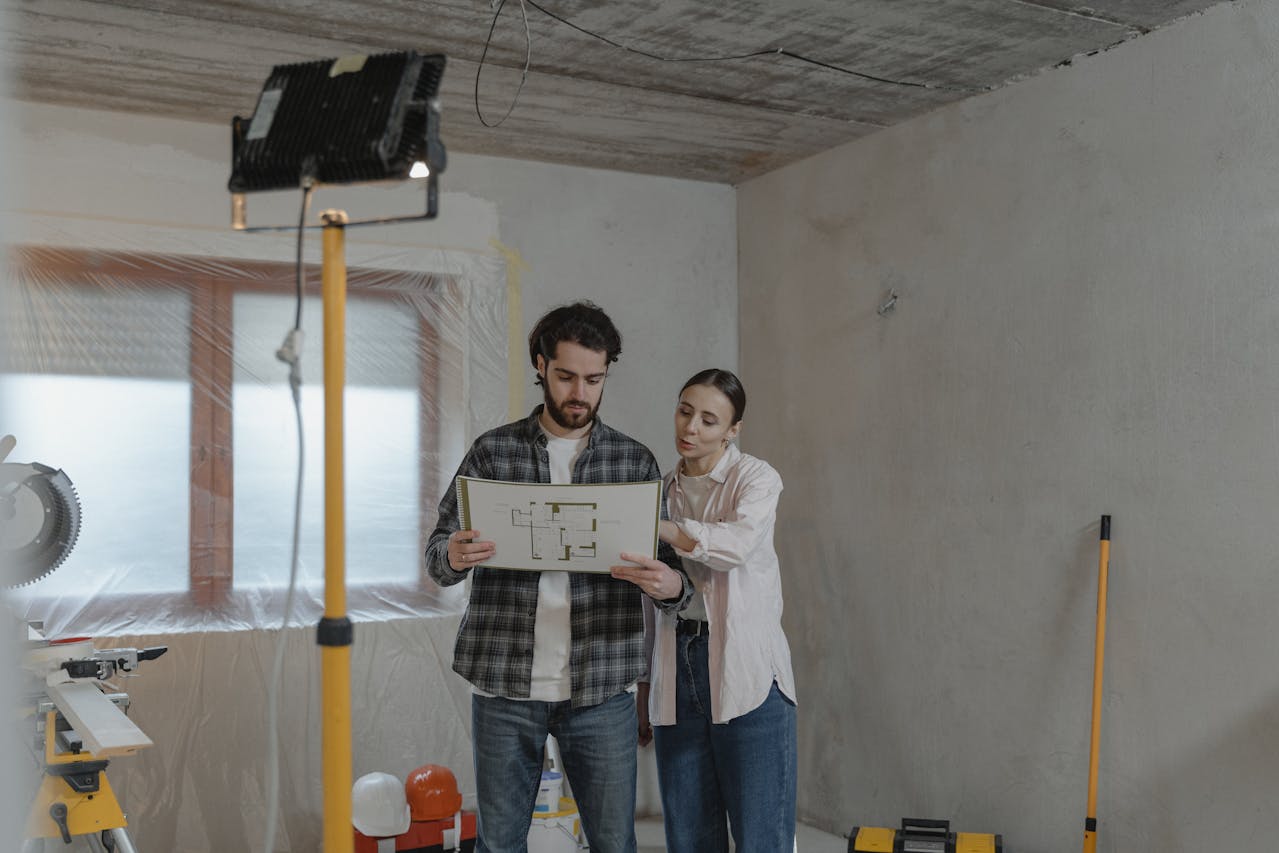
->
xmin=644 ymin=443 xmax=797 ymax=724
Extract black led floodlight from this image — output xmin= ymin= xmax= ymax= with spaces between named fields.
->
xmin=229 ymin=50 xmax=447 ymax=229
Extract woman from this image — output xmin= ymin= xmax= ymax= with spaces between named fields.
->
xmin=640 ymin=368 xmax=796 ymax=853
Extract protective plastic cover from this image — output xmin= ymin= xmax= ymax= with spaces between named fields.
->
xmin=4 ymin=236 xmax=507 ymax=850
xmin=3 ymin=244 xmax=506 ymax=633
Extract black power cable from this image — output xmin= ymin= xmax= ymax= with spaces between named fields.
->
xmin=473 ymin=0 xmax=986 ymax=126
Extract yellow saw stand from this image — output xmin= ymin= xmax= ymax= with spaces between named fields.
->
xmin=25 ymin=710 xmax=138 ymax=852
xmin=18 ymin=626 xmax=163 ymax=853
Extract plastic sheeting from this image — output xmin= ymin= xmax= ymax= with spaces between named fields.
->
xmin=3 ymin=236 xmax=507 ymax=851
xmin=2 ymin=243 xmax=508 ymax=636
xmin=100 ymin=619 xmax=478 ymax=853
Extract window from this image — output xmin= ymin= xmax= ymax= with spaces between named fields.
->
xmin=3 ymin=247 xmax=470 ymax=634
xmin=231 ymin=290 xmax=423 ymax=588
xmin=1 ymin=375 xmax=191 ymax=594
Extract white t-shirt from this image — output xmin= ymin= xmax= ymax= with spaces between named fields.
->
xmin=674 ymin=471 xmax=713 ymax=622
xmin=526 ymin=429 xmax=588 ymax=700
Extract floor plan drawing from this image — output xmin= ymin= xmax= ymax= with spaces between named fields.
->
xmin=456 ymin=477 xmax=660 ymax=573
xmin=511 ymin=501 xmax=598 ymax=561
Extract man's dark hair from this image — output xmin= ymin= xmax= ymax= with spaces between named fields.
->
xmin=528 ymin=301 xmax=622 ymax=386
xmin=681 ymin=368 xmax=747 ymax=425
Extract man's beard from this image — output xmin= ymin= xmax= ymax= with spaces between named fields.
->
xmin=544 ymin=386 xmax=599 ymax=430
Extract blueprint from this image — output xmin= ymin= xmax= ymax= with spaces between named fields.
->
xmin=456 ymin=477 xmax=661 ymax=573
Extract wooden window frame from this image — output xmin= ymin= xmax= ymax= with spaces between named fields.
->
xmin=14 ymin=246 xmax=460 ymax=609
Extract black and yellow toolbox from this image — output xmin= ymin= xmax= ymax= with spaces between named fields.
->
xmin=848 ymin=817 xmax=1003 ymax=853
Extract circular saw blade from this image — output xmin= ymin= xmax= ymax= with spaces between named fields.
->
xmin=0 ymin=462 xmax=81 ymax=588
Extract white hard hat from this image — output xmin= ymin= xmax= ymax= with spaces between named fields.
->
xmin=352 ymin=772 xmax=412 ymax=838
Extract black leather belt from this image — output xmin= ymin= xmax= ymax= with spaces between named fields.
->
xmin=676 ymin=619 xmax=710 ymax=637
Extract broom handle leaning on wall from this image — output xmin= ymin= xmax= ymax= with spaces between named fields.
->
xmin=1083 ymin=514 xmax=1111 ymax=853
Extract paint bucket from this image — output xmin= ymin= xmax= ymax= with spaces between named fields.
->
xmin=535 ymin=770 xmax=563 ymax=813
xmin=527 ymin=796 xmax=584 ymax=853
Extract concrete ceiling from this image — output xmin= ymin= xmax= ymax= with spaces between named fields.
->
xmin=9 ymin=0 xmax=1228 ymax=184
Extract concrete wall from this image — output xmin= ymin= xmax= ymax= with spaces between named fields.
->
xmin=446 ymin=156 xmax=740 ymax=452
xmin=738 ymin=2 xmax=1279 ymax=850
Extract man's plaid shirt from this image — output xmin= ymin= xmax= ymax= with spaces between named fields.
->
xmin=425 ymin=406 xmax=691 ymax=707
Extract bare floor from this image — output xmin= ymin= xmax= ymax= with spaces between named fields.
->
xmin=635 ymin=817 xmax=848 ymax=852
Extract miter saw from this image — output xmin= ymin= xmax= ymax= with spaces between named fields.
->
xmin=2 ymin=435 xmax=166 ymax=852
xmin=0 ymin=434 xmax=81 ymax=589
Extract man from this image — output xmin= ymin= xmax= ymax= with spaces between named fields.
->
xmin=425 ymin=301 xmax=690 ymax=853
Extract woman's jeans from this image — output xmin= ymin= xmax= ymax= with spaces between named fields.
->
xmin=653 ymin=633 xmax=797 ymax=853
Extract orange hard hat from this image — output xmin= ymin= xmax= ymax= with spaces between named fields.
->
xmin=405 ymin=764 xmax=462 ymax=821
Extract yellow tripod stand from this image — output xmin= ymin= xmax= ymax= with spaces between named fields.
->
xmin=318 ymin=210 xmax=354 ymax=853
xmin=230 ymin=52 xmax=447 ymax=850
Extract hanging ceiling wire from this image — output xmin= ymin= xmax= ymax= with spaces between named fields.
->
xmin=475 ymin=0 xmax=532 ymax=128
xmin=473 ymin=0 xmax=986 ymax=127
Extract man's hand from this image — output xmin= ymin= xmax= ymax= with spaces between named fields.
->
xmin=610 ymin=552 xmax=683 ymax=600
xmin=448 ymin=529 xmax=497 ymax=572
xmin=636 ymin=682 xmax=653 ymax=747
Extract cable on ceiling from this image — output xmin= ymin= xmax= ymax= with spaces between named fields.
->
xmin=475 ymin=0 xmax=532 ymax=128
xmin=473 ymin=0 xmax=986 ymax=127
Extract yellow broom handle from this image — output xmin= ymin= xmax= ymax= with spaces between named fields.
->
xmin=1083 ymin=514 xmax=1111 ymax=853
xmin=320 ymin=211 xmax=353 ymax=853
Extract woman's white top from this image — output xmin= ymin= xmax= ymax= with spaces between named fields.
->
xmin=645 ymin=442 xmax=797 ymax=724
xmin=671 ymin=471 xmax=712 ymax=622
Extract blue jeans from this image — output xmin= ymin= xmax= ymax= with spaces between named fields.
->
xmin=652 ymin=634 xmax=797 ymax=853
xmin=472 ymin=691 xmax=638 ymax=853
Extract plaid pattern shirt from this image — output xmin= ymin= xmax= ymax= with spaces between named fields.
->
xmin=426 ymin=406 xmax=691 ymax=707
